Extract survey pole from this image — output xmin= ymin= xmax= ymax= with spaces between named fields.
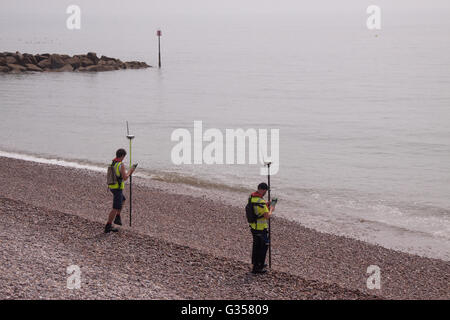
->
xmin=267 ymin=162 xmax=272 ymax=269
xmin=126 ymin=121 xmax=135 ymax=227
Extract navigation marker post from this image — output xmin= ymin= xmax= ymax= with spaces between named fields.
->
xmin=157 ymin=29 xmax=162 ymax=68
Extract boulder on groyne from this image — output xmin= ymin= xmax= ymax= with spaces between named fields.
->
xmin=0 ymin=51 xmax=151 ymax=73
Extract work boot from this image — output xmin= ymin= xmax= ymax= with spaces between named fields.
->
xmin=105 ymin=223 xmax=119 ymax=233
xmin=114 ymin=215 xmax=122 ymax=226
xmin=252 ymin=268 xmax=267 ymax=274
xmin=252 ymin=264 xmax=267 ymax=274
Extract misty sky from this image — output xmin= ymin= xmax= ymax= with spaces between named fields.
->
xmin=1 ymin=0 xmax=449 ymax=51
xmin=1 ymin=0 xmax=450 ymax=17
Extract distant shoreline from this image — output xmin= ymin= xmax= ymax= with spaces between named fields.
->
xmin=0 ymin=51 xmax=151 ymax=73
xmin=0 ymin=156 xmax=449 ymax=299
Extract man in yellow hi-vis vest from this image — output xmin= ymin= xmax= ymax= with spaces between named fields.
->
xmin=105 ymin=148 xmax=135 ymax=233
xmin=249 ymin=182 xmax=275 ymax=274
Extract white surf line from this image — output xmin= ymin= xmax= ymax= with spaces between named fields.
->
xmin=0 ymin=150 xmax=150 ymax=178
xmin=0 ymin=150 xmax=107 ymax=172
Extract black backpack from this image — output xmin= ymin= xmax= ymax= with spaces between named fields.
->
xmin=245 ymin=196 xmax=264 ymax=223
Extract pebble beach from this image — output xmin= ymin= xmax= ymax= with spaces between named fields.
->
xmin=0 ymin=156 xmax=448 ymax=299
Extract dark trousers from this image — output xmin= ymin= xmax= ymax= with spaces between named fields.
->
xmin=251 ymin=228 xmax=269 ymax=269
xmin=110 ymin=188 xmax=126 ymax=210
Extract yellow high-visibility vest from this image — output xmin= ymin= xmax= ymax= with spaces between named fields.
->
xmin=249 ymin=196 xmax=269 ymax=230
xmin=108 ymin=161 xmax=125 ymax=190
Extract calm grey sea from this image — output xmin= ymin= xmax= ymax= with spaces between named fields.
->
xmin=1 ymin=2 xmax=449 ymax=259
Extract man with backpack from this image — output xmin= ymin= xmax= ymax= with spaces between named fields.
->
xmin=105 ymin=148 xmax=136 ymax=233
xmin=246 ymin=182 xmax=275 ymax=274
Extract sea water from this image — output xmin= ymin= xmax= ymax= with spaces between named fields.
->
xmin=0 ymin=2 xmax=449 ymax=260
